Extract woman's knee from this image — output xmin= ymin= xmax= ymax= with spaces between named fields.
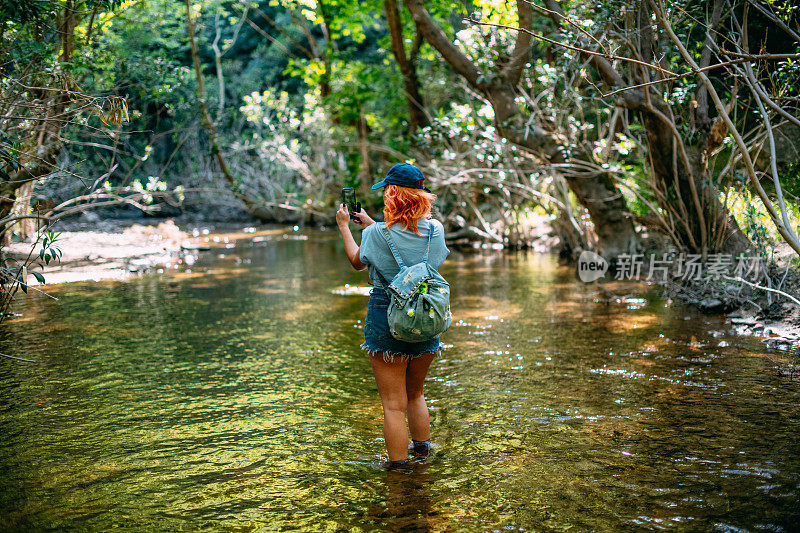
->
xmin=406 ymin=386 xmax=424 ymax=402
xmin=382 ymin=395 xmax=408 ymax=414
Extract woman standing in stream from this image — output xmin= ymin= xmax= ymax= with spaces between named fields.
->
xmin=336 ymin=163 xmax=450 ymax=471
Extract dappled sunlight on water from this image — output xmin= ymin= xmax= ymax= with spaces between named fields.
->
xmin=1 ymin=229 xmax=799 ymax=530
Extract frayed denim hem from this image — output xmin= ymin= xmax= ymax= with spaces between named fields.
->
xmin=359 ymin=342 xmax=442 ymax=364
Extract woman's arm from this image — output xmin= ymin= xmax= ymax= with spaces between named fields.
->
xmin=336 ymin=204 xmax=368 ymax=271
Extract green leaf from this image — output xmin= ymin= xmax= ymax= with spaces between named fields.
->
xmin=31 ymin=271 xmax=45 ymax=283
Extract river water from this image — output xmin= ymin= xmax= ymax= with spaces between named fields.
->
xmin=1 ymin=227 xmax=799 ymax=531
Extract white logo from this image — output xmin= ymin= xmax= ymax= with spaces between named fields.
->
xmin=577 ymin=250 xmax=607 ymax=282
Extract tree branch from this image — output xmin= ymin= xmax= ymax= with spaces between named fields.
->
xmin=404 ymin=0 xmax=482 ymax=87
xmin=500 ymin=0 xmax=534 ymax=84
xmin=651 ymin=0 xmax=800 ymax=255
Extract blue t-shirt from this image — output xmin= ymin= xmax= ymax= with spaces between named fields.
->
xmin=359 ymin=218 xmax=449 ymax=287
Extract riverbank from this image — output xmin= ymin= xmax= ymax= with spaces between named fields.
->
xmin=662 ymin=257 xmax=800 ymax=358
xmin=5 ymin=218 xmax=190 ymax=285
xmin=2 ymin=217 xmax=287 ymax=286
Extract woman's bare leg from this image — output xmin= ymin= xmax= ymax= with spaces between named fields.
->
xmin=370 ymin=354 xmax=410 ymax=461
xmin=406 ymin=352 xmax=435 ymax=442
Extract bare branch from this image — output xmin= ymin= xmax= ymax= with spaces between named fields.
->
xmin=722 ymin=275 xmax=800 ymax=306
xmin=651 ymin=0 xmax=800 ymax=255
xmin=500 ymin=0 xmax=534 ymax=85
xmin=404 ymin=0 xmax=482 ymax=87
xmin=0 ymin=351 xmax=37 ymax=362
xmin=463 ymin=15 xmax=678 ymax=80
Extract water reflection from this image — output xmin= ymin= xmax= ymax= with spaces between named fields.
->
xmin=0 ymin=228 xmax=799 ymax=530
xmin=364 ymin=462 xmax=434 ymax=531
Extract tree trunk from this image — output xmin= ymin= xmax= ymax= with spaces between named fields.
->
xmin=383 ymin=0 xmax=429 ymax=132
xmin=4 ymin=182 xmax=37 ymax=245
xmin=357 ymin=107 xmax=372 ymax=196
xmin=643 ymin=110 xmax=750 ymax=255
xmin=317 ymin=0 xmax=334 ymax=99
xmin=59 ymin=0 xmax=77 ymax=62
xmin=543 ymin=0 xmax=751 ymax=256
xmin=184 ymin=0 xmax=274 ymax=222
xmin=212 ymin=13 xmax=226 ymax=124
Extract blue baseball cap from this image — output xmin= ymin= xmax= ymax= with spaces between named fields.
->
xmin=371 ymin=163 xmax=431 ymax=192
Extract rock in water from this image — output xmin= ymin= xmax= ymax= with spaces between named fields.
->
xmin=699 ymin=298 xmax=724 ymax=312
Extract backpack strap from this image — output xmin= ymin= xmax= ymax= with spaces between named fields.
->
xmin=373 ymin=222 xmax=433 ymax=289
xmin=372 ymin=269 xmax=389 ymax=290
xmin=380 ymin=223 xmax=406 ymax=269
xmin=422 ymin=223 xmax=434 ymax=263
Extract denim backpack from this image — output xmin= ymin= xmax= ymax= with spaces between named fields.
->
xmin=375 ymin=222 xmax=452 ymax=342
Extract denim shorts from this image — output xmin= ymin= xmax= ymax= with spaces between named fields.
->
xmin=361 ymin=285 xmax=442 ymax=363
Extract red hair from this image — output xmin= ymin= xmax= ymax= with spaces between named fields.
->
xmin=383 ymin=184 xmax=435 ymax=235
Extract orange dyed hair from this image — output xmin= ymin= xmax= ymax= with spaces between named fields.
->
xmin=383 ymin=184 xmax=435 ymax=235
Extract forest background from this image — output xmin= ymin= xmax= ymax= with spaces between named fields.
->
xmin=1 ymin=0 xmax=799 ymax=320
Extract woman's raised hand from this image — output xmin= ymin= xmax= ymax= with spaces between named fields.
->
xmin=336 ymin=204 xmax=351 ymax=228
xmin=337 ymin=204 xmax=374 ymax=228
xmin=353 ymin=209 xmax=375 ymax=227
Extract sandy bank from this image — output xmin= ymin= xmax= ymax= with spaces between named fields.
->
xmin=4 ymin=219 xmax=192 ymax=285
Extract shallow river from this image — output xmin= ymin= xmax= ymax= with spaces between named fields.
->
xmin=1 ymin=227 xmax=799 ymax=531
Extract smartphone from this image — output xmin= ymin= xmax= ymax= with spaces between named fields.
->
xmin=341 ymin=188 xmax=361 ymax=222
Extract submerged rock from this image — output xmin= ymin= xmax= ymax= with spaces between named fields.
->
xmin=698 ymin=298 xmax=724 ymax=312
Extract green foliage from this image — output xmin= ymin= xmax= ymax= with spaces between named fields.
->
xmin=0 ymin=130 xmax=20 ymax=181
xmin=742 ymin=202 xmax=771 ymax=255
xmin=0 ymin=0 xmax=54 ymax=23
xmin=38 ymin=230 xmax=62 ymax=265
xmin=779 ymin=162 xmax=800 ymax=199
